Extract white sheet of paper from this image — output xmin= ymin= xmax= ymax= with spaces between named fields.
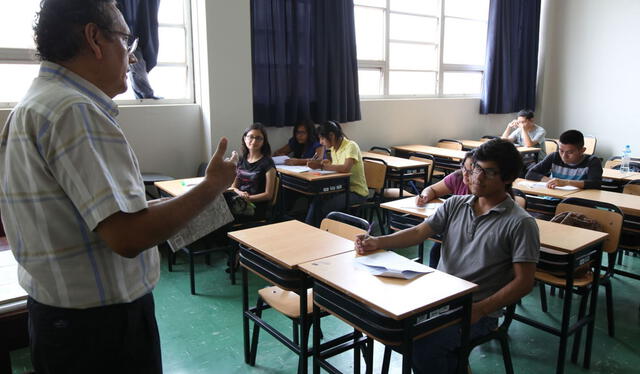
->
xmin=272 ymin=155 xmax=290 ymax=165
xmin=277 ymin=165 xmax=311 ymax=173
xmin=517 ymin=181 xmax=578 ymax=190
xmin=354 ymin=251 xmax=433 ymax=279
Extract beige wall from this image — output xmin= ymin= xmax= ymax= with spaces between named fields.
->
xmin=539 ymin=0 xmax=640 ymax=159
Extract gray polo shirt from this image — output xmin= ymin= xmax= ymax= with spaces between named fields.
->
xmin=426 ymin=195 xmax=539 ymax=303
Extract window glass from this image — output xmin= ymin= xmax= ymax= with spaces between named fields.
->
xmin=443 ymin=71 xmax=483 ymax=95
xmin=389 ymin=71 xmax=436 ymax=95
xmin=0 ymin=0 xmax=39 ymax=49
xmin=445 ymin=0 xmax=489 ymax=20
xmin=0 ymin=64 xmax=39 ymax=103
xmin=443 ymin=18 xmax=487 ymax=65
xmin=157 ymin=27 xmax=186 ymax=64
xmin=358 ymin=69 xmax=383 ymax=96
xmin=390 ymin=0 xmax=439 ymax=16
xmin=354 ymin=6 xmax=385 ymax=61
xmin=389 ymin=42 xmax=437 ymax=71
xmin=390 ymin=13 xmax=438 ymax=43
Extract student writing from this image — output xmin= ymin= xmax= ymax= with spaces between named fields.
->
xmin=525 ymin=129 xmax=602 ymax=189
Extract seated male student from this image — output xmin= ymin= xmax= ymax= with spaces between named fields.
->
xmin=501 ymin=109 xmax=547 ymax=164
xmin=356 ymin=139 xmax=539 ymax=374
xmin=526 ymin=129 xmax=603 ymax=189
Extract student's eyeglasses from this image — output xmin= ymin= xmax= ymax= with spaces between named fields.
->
xmin=461 ymin=165 xmax=473 ymax=175
xmin=107 ymin=30 xmax=139 ymax=55
xmin=245 ymin=135 xmax=264 ymax=142
xmin=471 ymin=164 xmax=500 ymax=179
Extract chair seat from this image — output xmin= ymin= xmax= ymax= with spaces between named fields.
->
xmin=535 ymin=270 xmax=594 ymax=288
xmin=258 ymin=286 xmax=313 ymax=318
xmin=383 ymin=188 xmax=415 ymax=199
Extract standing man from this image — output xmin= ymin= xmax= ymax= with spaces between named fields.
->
xmin=356 ymin=139 xmax=539 ymax=374
xmin=501 ymin=109 xmax=547 ymax=163
xmin=0 ymin=1 xmax=237 ymax=373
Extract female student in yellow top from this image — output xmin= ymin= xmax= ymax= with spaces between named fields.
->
xmin=305 ymin=120 xmax=368 ymax=226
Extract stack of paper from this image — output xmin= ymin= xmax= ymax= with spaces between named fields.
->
xmin=517 ymin=181 xmax=578 ymax=191
xmin=354 ymin=251 xmax=433 ymax=279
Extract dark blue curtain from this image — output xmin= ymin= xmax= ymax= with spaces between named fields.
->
xmin=117 ymin=0 xmax=160 ymax=99
xmin=251 ymin=0 xmax=361 ymax=127
xmin=480 ymin=0 xmax=541 ymax=114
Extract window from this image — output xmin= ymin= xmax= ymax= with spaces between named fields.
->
xmin=354 ymin=0 xmax=489 ymax=97
xmin=0 ymin=0 xmax=193 ymax=106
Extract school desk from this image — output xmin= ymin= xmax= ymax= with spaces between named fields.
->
xmin=299 ymin=251 xmax=477 ymax=374
xmin=361 ymin=151 xmax=430 ymax=197
xmin=228 ymin=220 xmax=357 ymax=374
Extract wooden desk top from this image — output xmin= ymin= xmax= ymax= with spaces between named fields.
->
xmin=276 ymin=166 xmax=351 ymax=181
xmin=392 ymin=145 xmax=466 ymax=160
xmin=536 ymin=219 xmax=609 ymax=254
xmin=570 ymin=189 xmax=640 ymax=216
xmin=380 ymin=196 xmax=443 ymax=219
xmin=602 ymin=168 xmax=640 ymax=181
xmin=299 ymin=251 xmax=477 ymax=320
xmin=155 ymin=177 xmax=203 ymax=197
xmin=514 ymin=178 xmax=581 ymax=198
xmin=361 ymin=152 xmax=429 ymax=169
xmin=459 ymin=139 xmax=487 ymax=149
xmin=458 ymin=140 xmax=538 ymax=155
xmin=228 ymin=220 xmax=356 ymax=269
xmin=0 ymin=251 xmax=27 ymax=306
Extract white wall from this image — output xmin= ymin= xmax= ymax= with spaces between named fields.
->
xmin=540 ymin=0 xmax=640 ymax=159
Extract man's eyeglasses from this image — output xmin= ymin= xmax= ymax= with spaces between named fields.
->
xmin=245 ymin=135 xmax=264 ymax=142
xmin=471 ymin=164 xmax=501 ymax=179
xmin=107 ymin=30 xmax=139 ymax=54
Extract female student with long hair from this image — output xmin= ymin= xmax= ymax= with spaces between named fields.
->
xmin=273 ymin=122 xmax=324 ymax=165
xmin=230 ymin=123 xmax=276 ymax=220
xmin=305 ymin=120 xmax=368 ymax=226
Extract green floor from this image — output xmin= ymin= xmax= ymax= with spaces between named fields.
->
xmin=10 ymin=245 xmax=640 ymax=374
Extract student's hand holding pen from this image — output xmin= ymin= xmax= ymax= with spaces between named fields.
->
xmin=415 ymin=187 xmax=432 ymax=207
xmin=355 ymin=223 xmax=378 ymax=255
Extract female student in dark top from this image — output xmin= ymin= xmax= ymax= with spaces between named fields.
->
xmin=230 ymin=123 xmax=276 ymax=219
xmin=305 ymin=121 xmax=368 ymax=227
xmin=273 ymin=122 xmax=324 ymax=165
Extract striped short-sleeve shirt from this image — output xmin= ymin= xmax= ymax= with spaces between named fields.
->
xmin=0 ymin=62 xmax=159 ymax=309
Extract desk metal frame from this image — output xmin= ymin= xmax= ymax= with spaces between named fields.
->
xmin=311 ymin=280 xmax=473 ymax=374
xmin=513 ymin=240 xmax=604 ymax=374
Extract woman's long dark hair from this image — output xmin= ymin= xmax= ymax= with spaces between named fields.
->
xmin=316 ymin=120 xmax=345 ymax=142
xmin=291 ymin=122 xmax=319 ymax=158
xmin=241 ymin=123 xmax=271 ymax=160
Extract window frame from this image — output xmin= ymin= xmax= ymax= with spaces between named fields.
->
xmin=0 ymin=0 xmax=195 ymax=107
xmin=355 ymin=0 xmax=489 ymax=99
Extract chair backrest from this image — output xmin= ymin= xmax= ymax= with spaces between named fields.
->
xmin=437 ymin=139 xmax=463 ymax=151
xmin=556 ymin=197 xmax=623 ymax=254
xmin=544 ymin=139 xmax=558 ymax=154
xmin=604 ymin=158 xmax=620 ymax=169
xmin=512 ymin=188 xmax=527 ymax=209
xmin=269 ymin=171 xmax=281 ymax=207
xmin=320 ymin=211 xmax=369 ymax=241
xmin=409 ymin=154 xmax=435 ymax=184
xmin=583 ymin=135 xmax=597 ymax=155
xmin=369 ymin=146 xmax=391 ymax=155
xmin=362 ymin=157 xmax=388 ymax=194
xmin=623 ymin=179 xmax=640 ymax=196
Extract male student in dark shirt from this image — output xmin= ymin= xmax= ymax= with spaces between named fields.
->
xmin=526 ymin=129 xmax=602 ymax=189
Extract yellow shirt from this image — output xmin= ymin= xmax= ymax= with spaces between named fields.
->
xmin=331 ymin=138 xmax=368 ymax=197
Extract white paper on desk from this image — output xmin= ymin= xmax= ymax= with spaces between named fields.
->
xmin=303 ymin=169 xmax=337 ymax=175
xmin=354 ymin=251 xmax=433 ymax=280
xmin=167 ymin=195 xmax=234 ymax=252
xmin=272 ymin=155 xmax=290 ymax=165
xmin=517 ymin=181 xmax=578 ymax=191
xmin=406 ymin=202 xmax=441 ymax=211
xmin=517 ymin=181 xmax=547 ymax=189
xmin=277 ymin=165 xmax=311 ymax=173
